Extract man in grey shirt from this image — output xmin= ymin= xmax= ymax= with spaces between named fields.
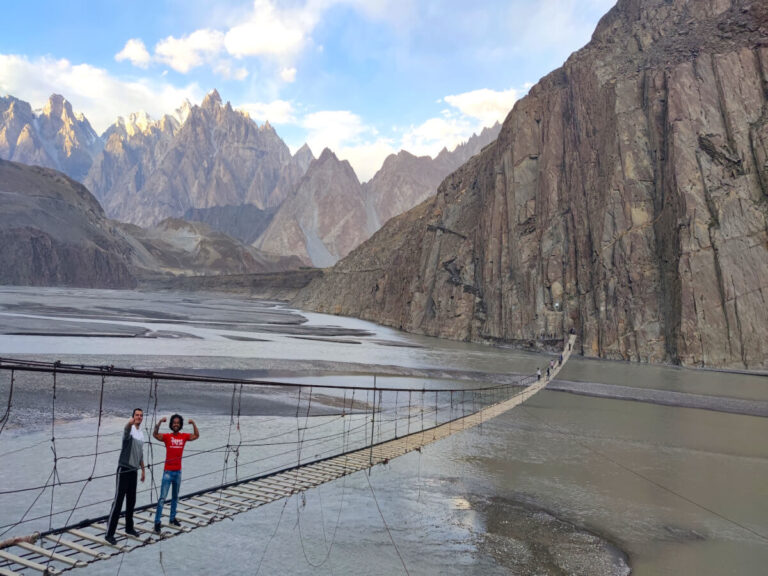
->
xmin=105 ymin=408 xmax=146 ymax=544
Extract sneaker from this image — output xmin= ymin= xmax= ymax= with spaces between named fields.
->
xmin=154 ymin=523 xmax=161 ymax=534
xmin=104 ymin=534 xmax=117 ymax=545
xmin=169 ymin=518 xmax=181 ymax=527
xmin=125 ymin=528 xmax=140 ymax=537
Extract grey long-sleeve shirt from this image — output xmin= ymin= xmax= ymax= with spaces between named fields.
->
xmin=118 ymin=425 xmax=144 ymax=470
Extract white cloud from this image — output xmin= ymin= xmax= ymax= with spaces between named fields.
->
xmin=213 ymin=60 xmax=249 ymax=80
xmin=224 ymin=0 xmax=308 ymax=59
xmin=443 ymin=87 xmax=518 ymax=126
xmin=303 ymin=110 xmax=368 ymax=152
xmin=0 ymin=54 xmax=202 ymax=134
xmin=400 ymin=86 xmax=521 ymax=158
xmin=336 ymin=139 xmax=396 ymax=182
xmin=401 ymin=116 xmax=474 ymax=158
xmin=280 ymin=67 xmax=297 ymax=83
xmin=155 ymin=29 xmax=225 ymax=73
xmin=115 ymin=39 xmax=151 ymax=68
xmin=237 ymin=99 xmax=296 ymax=124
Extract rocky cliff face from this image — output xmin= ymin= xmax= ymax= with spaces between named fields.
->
xmin=0 ymin=159 xmax=136 ymax=288
xmin=84 ymin=111 xmax=181 ymax=220
xmin=85 ymin=90 xmax=303 ymax=226
xmin=297 ymin=0 xmax=768 ymax=370
xmin=256 ymin=149 xmax=372 ymax=266
xmin=0 ymin=94 xmax=102 ymax=182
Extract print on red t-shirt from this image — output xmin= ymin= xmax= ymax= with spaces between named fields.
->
xmin=162 ymin=433 xmax=191 ymax=471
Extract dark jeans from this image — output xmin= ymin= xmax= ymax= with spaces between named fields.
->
xmin=106 ymin=466 xmax=137 ymax=537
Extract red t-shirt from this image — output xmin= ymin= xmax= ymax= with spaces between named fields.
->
xmin=162 ymin=433 xmax=191 ymax=471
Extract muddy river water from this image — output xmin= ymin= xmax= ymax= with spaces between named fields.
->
xmin=0 ymin=287 xmax=766 ymax=575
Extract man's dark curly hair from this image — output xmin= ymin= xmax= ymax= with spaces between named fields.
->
xmin=169 ymin=414 xmax=184 ymax=430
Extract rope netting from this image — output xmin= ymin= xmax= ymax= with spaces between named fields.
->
xmin=0 ymin=355 xmax=545 ymax=550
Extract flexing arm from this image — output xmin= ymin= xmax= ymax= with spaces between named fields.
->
xmin=153 ymin=417 xmax=167 ymax=441
xmin=189 ymin=419 xmax=200 ymax=441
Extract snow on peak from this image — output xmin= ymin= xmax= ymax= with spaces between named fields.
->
xmin=174 ymin=99 xmax=192 ymax=124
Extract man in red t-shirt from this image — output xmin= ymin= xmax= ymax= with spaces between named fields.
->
xmin=153 ymin=414 xmax=199 ymax=533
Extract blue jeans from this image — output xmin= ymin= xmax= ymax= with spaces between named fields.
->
xmin=154 ymin=470 xmax=181 ymax=524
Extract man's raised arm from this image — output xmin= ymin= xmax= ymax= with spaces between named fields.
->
xmin=153 ymin=416 xmax=167 ymax=441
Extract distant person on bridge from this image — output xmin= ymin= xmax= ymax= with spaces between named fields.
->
xmin=105 ymin=408 xmax=145 ymax=545
xmin=153 ymin=414 xmax=200 ymax=533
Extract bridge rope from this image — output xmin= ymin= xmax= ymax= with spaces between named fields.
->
xmin=0 ymin=338 xmax=574 ymax=574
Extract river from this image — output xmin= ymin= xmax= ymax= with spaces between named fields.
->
xmin=0 ymin=287 xmax=766 ymax=575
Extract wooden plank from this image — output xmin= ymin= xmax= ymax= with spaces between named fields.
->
xmin=295 ymin=469 xmax=335 ymax=483
xmin=315 ymin=462 xmax=350 ymax=474
xmin=255 ymin=480 xmax=301 ymax=495
xmin=226 ymin=485 xmax=273 ymax=501
xmin=304 ymin=465 xmax=343 ymax=479
xmin=172 ymin=511 xmax=210 ymax=527
xmin=113 ymin=520 xmax=154 ymax=539
xmin=221 ymin=488 xmax=264 ymax=504
xmin=270 ymin=473 xmax=314 ymax=487
xmin=177 ymin=500 xmax=223 ymax=516
xmin=17 ymin=541 xmax=87 ymax=567
xmin=296 ymin=468 xmax=322 ymax=481
xmin=230 ymin=485 xmax=277 ymax=502
xmin=134 ymin=514 xmax=188 ymax=533
xmin=43 ymin=535 xmax=108 ymax=559
xmin=0 ymin=566 xmax=22 ymax=576
xmin=0 ymin=550 xmax=61 ymax=574
xmin=67 ymin=529 xmax=126 ymax=551
xmin=193 ymin=495 xmax=246 ymax=512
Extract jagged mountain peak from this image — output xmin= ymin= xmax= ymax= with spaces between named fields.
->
xmin=316 ymin=147 xmax=339 ymax=163
xmin=295 ymin=143 xmax=313 ymax=156
xmin=201 ymin=89 xmax=222 ymax=110
xmin=1 ymin=95 xmax=33 ymax=117
xmin=41 ymin=93 xmax=71 ymax=119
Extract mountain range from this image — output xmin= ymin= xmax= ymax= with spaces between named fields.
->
xmin=0 ymin=90 xmax=500 ymax=267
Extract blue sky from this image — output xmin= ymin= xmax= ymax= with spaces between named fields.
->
xmin=0 ymin=0 xmax=616 ymax=180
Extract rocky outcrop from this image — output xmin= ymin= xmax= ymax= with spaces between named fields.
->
xmin=86 ymin=90 xmax=304 ymax=226
xmin=119 ymin=218 xmax=303 ymax=277
xmin=0 ymin=159 xmax=136 ymax=288
xmin=296 ymin=0 xmax=768 ymax=370
xmin=0 ymin=94 xmax=102 ymax=182
xmin=256 ymin=149 xmax=372 ymax=266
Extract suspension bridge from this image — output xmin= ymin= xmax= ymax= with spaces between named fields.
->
xmin=0 ymin=335 xmax=576 ymax=575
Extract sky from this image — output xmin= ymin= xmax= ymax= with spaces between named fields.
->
xmin=0 ymin=0 xmax=616 ymax=181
